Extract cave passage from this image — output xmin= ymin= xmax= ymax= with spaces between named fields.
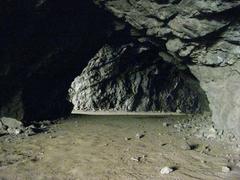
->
xmin=1 ymin=0 xmax=240 ymax=179
xmin=1 ymin=0 xmax=240 ymax=136
xmin=0 ymin=0 xmax=212 ymax=124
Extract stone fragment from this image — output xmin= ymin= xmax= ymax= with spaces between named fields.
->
xmin=163 ymin=122 xmax=170 ymax=127
xmin=131 ymin=156 xmax=141 ymax=162
xmin=24 ymin=125 xmax=37 ymax=136
xmin=125 ymin=137 xmax=131 ymax=141
xmin=1 ymin=117 xmax=23 ymax=130
xmin=7 ymin=127 xmax=22 ymax=135
xmin=136 ymin=133 xmax=145 ymax=139
xmin=0 ymin=117 xmax=24 ymax=135
xmin=222 ymin=166 xmax=231 ymax=173
xmin=160 ymin=167 xmax=174 ymax=175
xmin=181 ymin=142 xmax=192 ymax=150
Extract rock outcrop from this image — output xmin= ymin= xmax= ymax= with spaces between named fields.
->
xmin=90 ymin=0 xmax=240 ymax=134
xmin=189 ymin=62 xmax=240 ymax=136
xmin=69 ymin=44 xmax=208 ymax=112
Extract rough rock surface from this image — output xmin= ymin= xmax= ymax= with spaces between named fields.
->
xmin=189 ymin=62 xmax=240 ymax=136
xmin=0 ymin=117 xmax=24 ymax=135
xmin=92 ymin=0 xmax=240 ymax=134
xmin=69 ymin=44 xmax=208 ymax=113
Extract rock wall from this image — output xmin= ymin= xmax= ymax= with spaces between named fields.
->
xmin=189 ymin=62 xmax=240 ymax=136
xmin=69 ymin=44 xmax=208 ymax=113
xmin=92 ymin=0 xmax=240 ymax=133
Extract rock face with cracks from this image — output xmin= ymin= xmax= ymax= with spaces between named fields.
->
xmin=92 ymin=0 xmax=240 ymax=135
xmin=69 ymin=44 xmax=208 ymax=113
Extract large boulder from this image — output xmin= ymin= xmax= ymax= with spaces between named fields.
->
xmin=69 ymin=44 xmax=208 ymax=113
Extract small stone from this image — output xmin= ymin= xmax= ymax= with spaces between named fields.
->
xmin=207 ymin=127 xmax=217 ymax=139
xmin=136 ymin=133 xmax=144 ymax=139
xmin=160 ymin=167 xmax=174 ymax=174
xmin=163 ymin=122 xmax=170 ymax=127
xmin=49 ymin=135 xmax=57 ymax=139
xmin=131 ymin=156 xmax=141 ymax=162
xmin=24 ymin=125 xmax=37 ymax=136
xmin=7 ymin=127 xmax=22 ymax=135
xmin=181 ymin=142 xmax=192 ymax=150
xmin=222 ymin=166 xmax=231 ymax=173
xmin=125 ymin=137 xmax=131 ymax=141
xmin=204 ymin=145 xmax=211 ymax=152
xmin=236 ymin=162 xmax=240 ymax=167
xmin=1 ymin=117 xmax=23 ymax=130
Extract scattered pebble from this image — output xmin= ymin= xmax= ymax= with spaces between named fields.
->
xmin=160 ymin=167 xmax=174 ymax=175
xmin=236 ymin=162 xmax=240 ymax=167
xmin=181 ymin=142 xmax=192 ymax=150
xmin=25 ymin=125 xmax=37 ymax=136
xmin=131 ymin=156 xmax=141 ymax=162
xmin=49 ymin=135 xmax=57 ymax=139
xmin=222 ymin=166 xmax=231 ymax=173
xmin=124 ymin=137 xmax=131 ymax=141
xmin=136 ymin=133 xmax=144 ymax=139
xmin=163 ymin=122 xmax=170 ymax=127
xmin=7 ymin=128 xmax=22 ymax=135
xmin=204 ymin=145 xmax=211 ymax=152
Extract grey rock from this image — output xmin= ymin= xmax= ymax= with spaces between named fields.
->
xmin=1 ymin=117 xmax=23 ymax=130
xmin=131 ymin=156 xmax=141 ymax=162
xmin=95 ymin=1 xmax=240 ymax=138
xmin=0 ymin=117 xmax=24 ymax=135
xmin=222 ymin=166 xmax=231 ymax=173
xmin=69 ymin=44 xmax=207 ymax=113
xmin=189 ymin=62 xmax=240 ymax=136
xmin=124 ymin=137 xmax=131 ymax=141
xmin=163 ymin=122 xmax=170 ymax=127
xmin=160 ymin=167 xmax=174 ymax=175
xmin=136 ymin=133 xmax=145 ymax=139
xmin=7 ymin=128 xmax=22 ymax=135
xmin=24 ymin=125 xmax=37 ymax=137
xmin=181 ymin=142 xmax=192 ymax=150
xmin=168 ymin=15 xmax=228 ymax=39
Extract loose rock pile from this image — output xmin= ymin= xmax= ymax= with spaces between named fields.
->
xmin=0 ymin=117 xmax=49 ymax=137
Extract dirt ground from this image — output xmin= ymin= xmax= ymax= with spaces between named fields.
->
xmin=0 ymin=115 xmax=239 ymax=180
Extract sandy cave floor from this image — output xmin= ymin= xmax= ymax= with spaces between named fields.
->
xmin=0 ymin=115 xmax=240 ymax=180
